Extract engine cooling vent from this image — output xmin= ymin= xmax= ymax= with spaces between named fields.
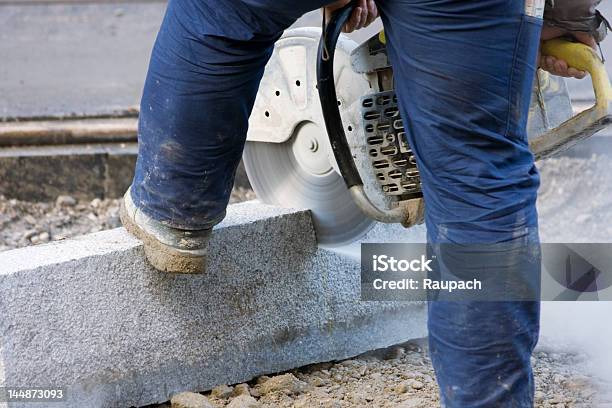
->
xmin=361 ymin=90 xmax=423 ymax=199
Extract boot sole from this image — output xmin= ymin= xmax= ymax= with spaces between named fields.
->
xmin=119 ymin=200 xmax=206 ymax=274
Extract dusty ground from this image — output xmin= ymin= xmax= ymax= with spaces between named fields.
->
xmin=537 ymin=154 xmax=612 ymax=242
xmin=145 ymin=339 xmax=608 ymax=408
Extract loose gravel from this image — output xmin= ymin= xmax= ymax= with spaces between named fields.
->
xmin=145 ymin=340 xmax=609 ymax=408
xmin=0 ymin=187 xmax=255 ymax=252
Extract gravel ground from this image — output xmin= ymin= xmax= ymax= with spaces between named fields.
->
xmin=145 ymin=339 xmax=609 ymax=408
xmin=0 ymin=187 xmax=255 ymax=252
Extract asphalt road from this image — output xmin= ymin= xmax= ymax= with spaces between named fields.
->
xmin=0 ymin=2 xmax=165 ymax=119
xmin=1 ymin=1 xmax=611 ymax=119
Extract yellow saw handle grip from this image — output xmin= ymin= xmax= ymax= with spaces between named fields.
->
xmin=541 ymin=39 xmax=612 ymax=105
xmin=530 ymin=39 xmax=612 ymax=160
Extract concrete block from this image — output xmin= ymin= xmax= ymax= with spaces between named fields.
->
xmin=0 ymin=201 xmax=426 ymax=408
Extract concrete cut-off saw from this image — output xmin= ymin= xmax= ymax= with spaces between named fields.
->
xmin=243 ymin=3 xmax=612 ymax=246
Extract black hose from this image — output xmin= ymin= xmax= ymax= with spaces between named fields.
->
xmin=316 ymin=2 xmax=363 ymax=189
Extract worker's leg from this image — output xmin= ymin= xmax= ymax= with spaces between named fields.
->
xmin=131 ymin=0 xmax=328 ymax=230
xmin=125 ymin=0 xmax=333 ymax=272
xmin=377 ymin=0 xmax=542 ymax=406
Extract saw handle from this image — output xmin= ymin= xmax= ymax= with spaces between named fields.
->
xmin=317 ymin=1 xmax=362 ymax=188
xmin=317 ymin=2 xmax=413 ymax=225
xmin=530 ymin=39 xmax=612 ymax=160
xmin=541 ymin=39 xmax=611 ymax=104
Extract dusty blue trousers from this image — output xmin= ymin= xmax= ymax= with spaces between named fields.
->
xmin=131 ymin=0 xmax=542 ymax=406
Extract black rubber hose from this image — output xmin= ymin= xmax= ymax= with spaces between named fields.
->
xmin=316 ymin=2 xmax=363 ymax=189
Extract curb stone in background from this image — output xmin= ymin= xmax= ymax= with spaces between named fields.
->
xmin=0 ymin=144 xmax=252 ymax=202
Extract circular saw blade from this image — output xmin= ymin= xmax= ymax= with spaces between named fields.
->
xmin=243 ymin=27 xmax=376 ymax=246
xmin=243 ymin=126 xmax=375 ymax=246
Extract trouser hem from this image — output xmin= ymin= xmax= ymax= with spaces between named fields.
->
xmin=131 ymin=190 xmax=226 ymax=231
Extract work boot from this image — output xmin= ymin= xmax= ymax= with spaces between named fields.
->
xmin=119 ymin=188 xmax=211 ymax=274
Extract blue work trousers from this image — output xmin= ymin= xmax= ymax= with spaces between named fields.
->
xmin=131 ymin=0 xmax=542 ymax=406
